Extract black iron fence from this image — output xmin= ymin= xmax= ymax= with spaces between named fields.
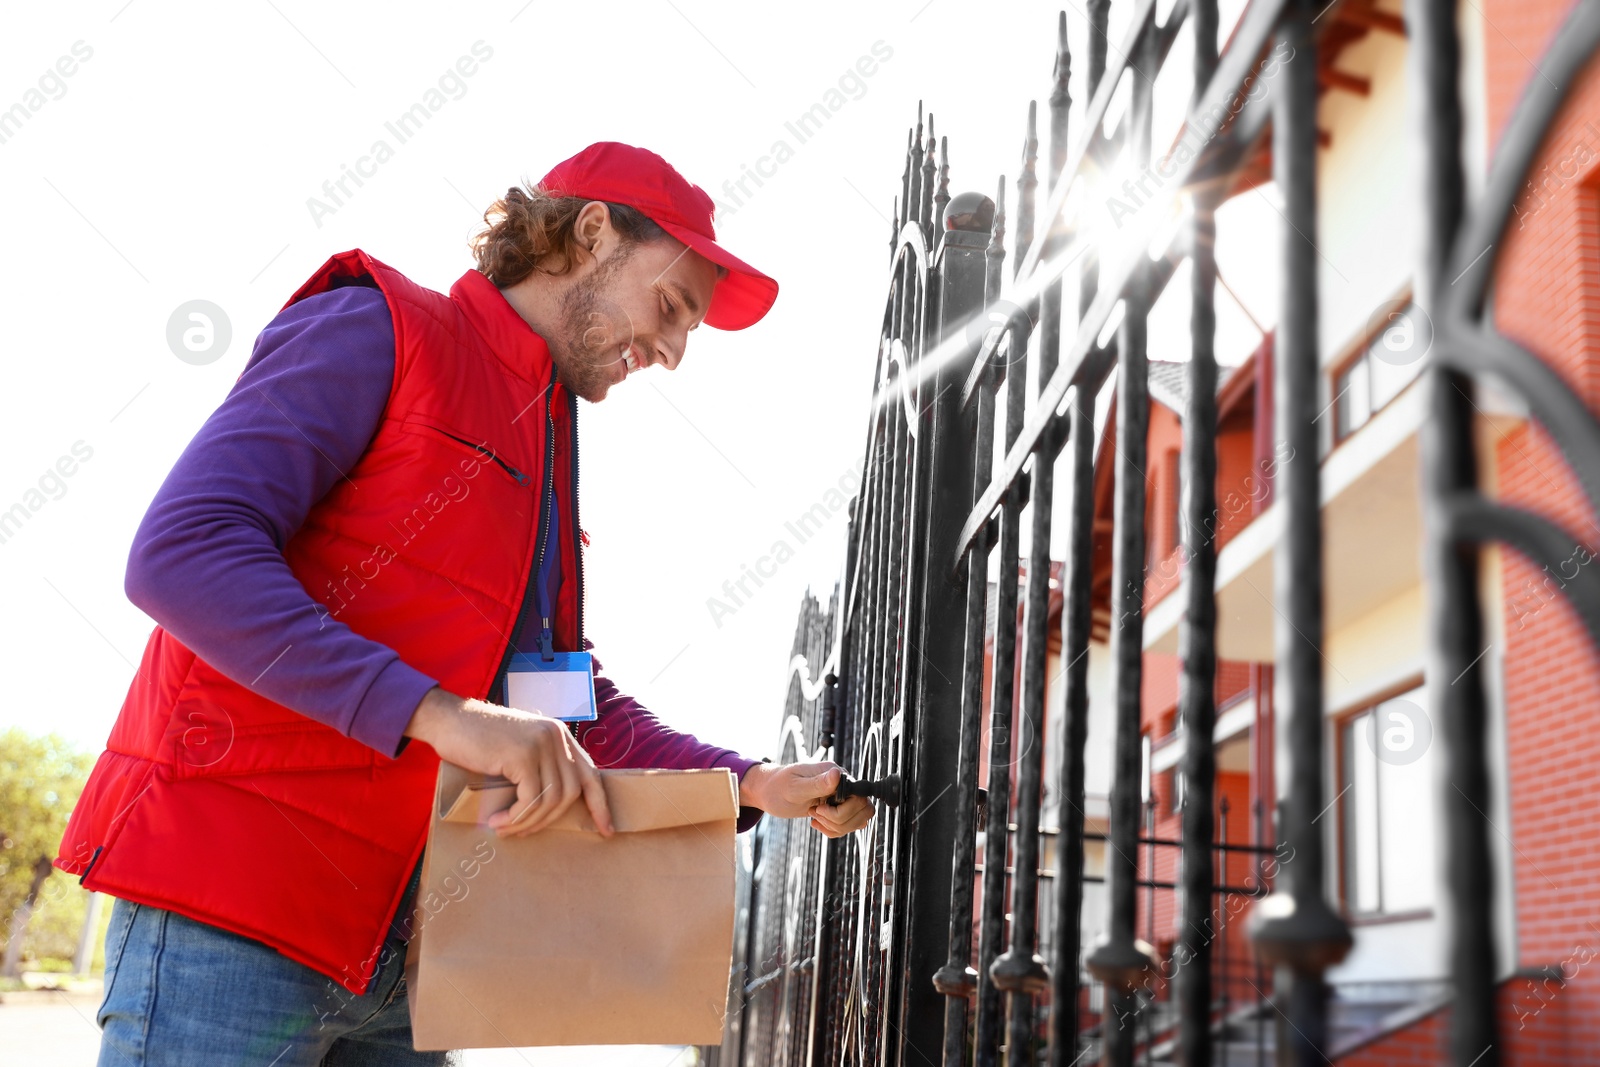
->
xmin=708 ymin=1 xmax=1600 ymax=1065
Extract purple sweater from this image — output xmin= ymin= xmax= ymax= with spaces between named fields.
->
xmin=127 ymin=284 xmax=759 ymax=824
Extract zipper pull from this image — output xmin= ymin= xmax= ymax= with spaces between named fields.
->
xmin=500 ymin=459 xmax=530 ymax=486
xmin=473 ymin=442 xmax=530 ymax=487
xmin=540 ymin=618 xmax=555 ymax=662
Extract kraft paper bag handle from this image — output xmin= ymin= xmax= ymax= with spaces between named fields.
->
xmin=437 ymin=766 xmax=736 ymax=834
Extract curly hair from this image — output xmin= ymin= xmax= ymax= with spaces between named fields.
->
xmin=470 ymin=185 xmax=673 ymax=287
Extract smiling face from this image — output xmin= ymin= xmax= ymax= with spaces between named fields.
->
xmin=546 ymin=203 xmax=722 ymax=403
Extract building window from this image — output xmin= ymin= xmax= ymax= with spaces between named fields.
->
xmin=1165 ymin=449 xmax=1181 ymax=557
xmin=1141 ymin=732 xmax=1152 ymax=806
xmin=1337 ymin=684 xmax=1436 ymax=918
xmin=1334 ymin=356 xmax=1372 ymax=441
xmin=1332 ymin=300 xmax=1430 ymax=444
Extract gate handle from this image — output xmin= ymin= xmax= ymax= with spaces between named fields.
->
xmin=831 ymin=773 xmax=902 ymax=807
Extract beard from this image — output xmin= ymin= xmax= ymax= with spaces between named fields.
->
xmin=548 ymin=246 xmax=637 ymax=403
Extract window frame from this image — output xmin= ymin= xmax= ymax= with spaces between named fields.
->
xmin=1329 ymin=289 xmax=1428 ymax=447
xmin=1332 ymin=675 xmax=1436 ymax=924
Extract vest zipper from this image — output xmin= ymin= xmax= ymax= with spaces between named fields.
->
xmin=491 ymin=380 xmax=557 ymax=703
xmin=570 ymin=389 xmax=584 ymax=652
xmin=78 ymin=845 xmax=104 ymax=885
xmin=430 ymin=427 xmax=531 ymax=487
xmin=567 ymin=391 xmax=584 ymax=739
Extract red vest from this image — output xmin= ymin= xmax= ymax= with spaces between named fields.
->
xmin=56 ymin=251 xmax=583 ymax=994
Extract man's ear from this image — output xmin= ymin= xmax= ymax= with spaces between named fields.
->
xmin=572 ymin=201 xmax=615 ymax=262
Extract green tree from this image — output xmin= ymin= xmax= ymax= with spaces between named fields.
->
xmin=0 ymin=729 xmax=92 ymax=974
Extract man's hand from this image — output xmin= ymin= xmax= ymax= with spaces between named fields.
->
xmin=405 ymin=687 xmax=614 ymax=838
xmin=739 ymin=761 xmax=875 ymax=839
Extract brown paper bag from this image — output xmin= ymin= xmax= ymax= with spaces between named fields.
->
xmin=405 ymin=762 xmax=738 ymax=1049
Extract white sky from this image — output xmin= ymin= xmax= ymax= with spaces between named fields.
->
xmin=1 ymin=0 xmax=1277 ymax=769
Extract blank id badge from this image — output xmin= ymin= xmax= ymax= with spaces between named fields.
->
xmin=505 ymin=652 xmax=598 ymax=722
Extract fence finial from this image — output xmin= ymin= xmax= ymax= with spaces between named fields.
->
xmin=911 ymin=106 xmax=926 ymax=240
xmin=934 ymin=135 xmax=951 ymax=241
xmin=1016 ymin=101 xmax=1039 ymax=277
xmin=890 ymin=195 xmax=900 ymax=264
xmin=900 ymin=126 xmax=914 ymax=242
xmin=1050 ymin=11 xmax=1073 ymax=186
xmin=1053 ymin=9 xmax=1070 ymax=88
xmin=942 ymin=190 xmax=993 ymax=233
xmin=987 ymin=174 xmax=1007 ymax=265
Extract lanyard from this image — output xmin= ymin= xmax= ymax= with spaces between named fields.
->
xmin=533 ymin=494 xmax=559 ymax=660
xmin=510 ymin=493 xmax=596 ymax=724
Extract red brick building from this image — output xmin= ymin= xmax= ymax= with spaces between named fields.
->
xmin=970 ymin=0 xmax=1600 ymax=1059
xmin=1131 ymin=0 xmax=1598 ymax=1057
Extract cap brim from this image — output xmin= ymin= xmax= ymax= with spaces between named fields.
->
xmin=656 ymin=221 xmax=779 ymax=331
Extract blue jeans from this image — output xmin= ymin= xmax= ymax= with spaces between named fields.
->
xmin=96 ymin=863 xmax=456 ymax=1067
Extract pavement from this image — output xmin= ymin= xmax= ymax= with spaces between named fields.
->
xmin=0 ymin=992 xmax=102 ymax=1067
xmin=0 ymin=994 xmax=696 ymax=1067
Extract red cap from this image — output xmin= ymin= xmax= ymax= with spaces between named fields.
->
xmin=537 ymin=142 xmax=779 ymax=331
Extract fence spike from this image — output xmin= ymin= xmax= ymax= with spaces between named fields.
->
xmin=935 ymin=135 xmax=951 ymax=239
xmin=891 ymin=195 xmax=900 ymax=265
xmin=900 ymin=126 xmax=914 ymax=249
xmin=1016 ymin=101 xmax=1039 ymax=279
xmin=1050 ymin=11 xmax=1073 ymax=188
xmin=987 ymin=174 xmax=1007 ymax=270
xmin=911 ymin=109 xmax=926 ymax=246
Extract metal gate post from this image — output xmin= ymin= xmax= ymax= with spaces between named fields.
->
xmin=1175 ymin=0 xmax=1220 ymax=1064
xmin=1086 ymin=10 xmax=1159 ymax=1066
xmin=974 ymin=178 xmax=1027 ymax=1067
xmin=1246 ymin=1 xmax=1353 ymax=1061
xmin=900 ymin=171 xmax=988 ymax=1062
xmin=1410 ymin=0 xmax=1496 ymax=1062
xmin=935 ymin=188 xmax=1002 ymax=1067
xmin=1049 ymin=7 xmax=1111 ymax=1064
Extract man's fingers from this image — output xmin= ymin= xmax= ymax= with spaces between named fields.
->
xmin=842 ymin=805 xmax=873 ymax=832
xmin=526 ymin=750 xmax=580 ymax=835
xmin=789 ymin=762 xmax=842 ymax=789
xmin=510 ymin=766 xmax=550 ymax=825
xmin=578 ymin=761 xmax=614 ymax=836
xmin=506 ymin=750 xmax=563 ymax=835
xmin=504 ymin=789 xmax=550 ymax=834
xmin=788 ymin=761 xmax=834 ymax=777
xmin=812 ymin=796 xmax=874 ymax=837
xmin=818 ymin=797 xmax=870 ymax=821
xmin=558 ymin=730 xmax=612 ymax=836
xmin=811 ymin=811 xmax=867 ymax=838
xmin=551 ymin=759 xmax=582 ymax=827
xmin=788 ymin=764 xmax=843 ymax=809
xmin=496 ymin=769 xmax=552 ymax=833
xmin=485 ymin=763 xmax=611 ymax=838
xmin=820 ymin=766 xmax=843 ymax=798
xmin=811 ymin=807 xmax=848 ymax=835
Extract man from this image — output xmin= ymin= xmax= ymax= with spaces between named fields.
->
xmin=57 ymin=142 xmax=873 ymax=1066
